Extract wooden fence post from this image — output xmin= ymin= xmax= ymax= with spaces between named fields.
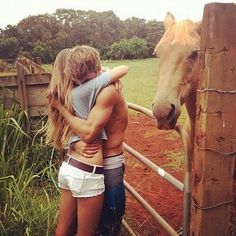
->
xmin=16 ymin=62 xmax=28 ymax=111
xmin=191 ymin=3 xmax=236 ymax=236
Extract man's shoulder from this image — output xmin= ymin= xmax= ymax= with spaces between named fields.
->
xmin=99 ymin=84 xmax=118 ymax=96
xmin=96 ymin=85 xmax=119 ymax=106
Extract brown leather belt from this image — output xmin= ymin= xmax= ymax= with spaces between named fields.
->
xmin=65 ymin=155 xmax=103 ymax=174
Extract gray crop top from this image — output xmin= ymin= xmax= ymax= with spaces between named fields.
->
xmin=67 ymin=70 xmax=110 ymax=147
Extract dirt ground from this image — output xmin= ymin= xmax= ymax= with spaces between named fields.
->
xmin=122 ymin=114 xmax=236 ymax=236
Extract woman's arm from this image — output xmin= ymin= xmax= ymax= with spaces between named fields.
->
xmin=108 ymin=65 xmax=129 ymax=84
xmin=50 ymin=85 xmax=120 ymax=143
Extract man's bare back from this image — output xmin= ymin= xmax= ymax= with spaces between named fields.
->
xmin=103 ymin=92 xmax=128 ymax=157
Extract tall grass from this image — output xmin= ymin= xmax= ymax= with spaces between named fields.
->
xmin=0 ymin=104 xmax=59 ymax=235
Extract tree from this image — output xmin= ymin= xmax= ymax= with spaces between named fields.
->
xmin=0 ymin=37 xmax=20 ymax=59
xmin=0 ymin=8 xmax=165 ymax=61
xmin=123 ymin=17 xmax=147 ymax=39
xmin=32 ymin=41 xmax=53 ymax=63
xmin=54 ymin=9 xmax=123 ymax=52
xmin=145 ymin=20 xmax=164 ymax=56
xmin=17 ymin=14 xmax=63 ymax=52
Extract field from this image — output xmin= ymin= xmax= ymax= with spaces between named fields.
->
xmin=1 ymin=58 xmax=235 ymax=235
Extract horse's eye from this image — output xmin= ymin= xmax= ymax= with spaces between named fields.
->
xmin=189 ymin=50 xmax=199 ymax=60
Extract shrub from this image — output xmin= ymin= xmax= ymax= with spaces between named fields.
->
xmin=108 ymin=37 xmax=148 ymax=60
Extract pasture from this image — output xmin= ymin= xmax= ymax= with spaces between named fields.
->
xmin=0 ymin=58 xmax=188 ymax=235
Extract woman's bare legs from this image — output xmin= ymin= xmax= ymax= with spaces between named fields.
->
xmin=77 ymin=193 xmax=104 ymax=236
xmin=55 ymin=189 xmax=77 ymax=236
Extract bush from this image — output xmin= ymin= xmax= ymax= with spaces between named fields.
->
xmin=108 ymin=37 xmax=148 ymax=60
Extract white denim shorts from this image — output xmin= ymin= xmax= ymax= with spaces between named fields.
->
xmin=58 ymin=162 xmax=105 ymax=198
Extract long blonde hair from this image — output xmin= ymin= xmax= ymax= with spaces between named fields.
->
xmin=46 ymin=48 xmax=74 ymax=149
xmin=46 ymin=45 xmax=101 ymax=149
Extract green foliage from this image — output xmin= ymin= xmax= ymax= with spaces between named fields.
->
xmin=123 ymin=17 xmax=147 ymax=39
xmin=145 ymin=20 xmax=165 ymax=55
xmin=0 ymin=104 xmax=59 ymax=235
xmin=32 ymin=41 xmax=54 ymax=64
xmin=0 ymin=37 xmax=20 ymax=59
xmin=0 ymin=9 xmax=164 ymax=61
xmin=109 ymin=37 xmax=149 ymax=60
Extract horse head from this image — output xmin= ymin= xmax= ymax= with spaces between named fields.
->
xmin=152 ymin=12 xmax=201 ymax=130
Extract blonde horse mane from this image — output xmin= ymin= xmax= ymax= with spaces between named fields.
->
xmin=159 ymin=20 xmax=200 ymax=47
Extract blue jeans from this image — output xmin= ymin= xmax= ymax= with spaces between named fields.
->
xmin=97 ymin=165 xmax=125 ymax=236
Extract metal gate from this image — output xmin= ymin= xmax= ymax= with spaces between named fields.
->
xmin=122 ymin=102 xmax=191 ymax=236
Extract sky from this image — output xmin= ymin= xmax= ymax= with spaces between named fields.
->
xmin=0 ymin=0 xmax=235 ymax=29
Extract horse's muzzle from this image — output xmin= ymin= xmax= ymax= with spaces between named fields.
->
xmin=152 ymin=103 xmax=179 ymax=130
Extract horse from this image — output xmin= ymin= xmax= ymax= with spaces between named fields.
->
xmin=152 ymin=12 xmax=201 ymax=153
xmin=151 ymin=13 xmax=202 ymax=233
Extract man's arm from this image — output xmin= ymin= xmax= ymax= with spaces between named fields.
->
xmin=53 ymin=85 xmax=119 ymax=143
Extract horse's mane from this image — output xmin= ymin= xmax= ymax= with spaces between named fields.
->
xmin=160 ymin=20 xmax=200 ymax=46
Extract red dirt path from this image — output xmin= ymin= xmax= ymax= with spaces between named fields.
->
xmin=122 ymin=114 xmax=236 ymax=236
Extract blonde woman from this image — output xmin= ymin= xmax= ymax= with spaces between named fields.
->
xmin=46 ymin=45 xmax=129 ymax=236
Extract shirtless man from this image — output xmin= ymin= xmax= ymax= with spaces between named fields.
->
xmin=52 ymin=82 xmax=128 ymax=235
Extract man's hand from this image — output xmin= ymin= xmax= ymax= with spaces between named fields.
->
xmin=72 ymin=140 xmax=100 ymax=158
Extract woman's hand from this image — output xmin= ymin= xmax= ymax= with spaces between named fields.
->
xmin=47 ymin=93 xmax=61 ymax=110
xmin=72 ymin=140 xmax=100 ymax=158
xmin=115 ymin=80 xmax=122 ymax=92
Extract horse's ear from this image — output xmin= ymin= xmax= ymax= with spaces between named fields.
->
xmin=165 ymin=12 xmax=175 ymax=31
xmin=195 ymin=21 xmax=202 ymax=35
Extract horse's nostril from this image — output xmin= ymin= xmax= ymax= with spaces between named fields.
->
xmin=167 ymin=104 xmax=176 ymax=121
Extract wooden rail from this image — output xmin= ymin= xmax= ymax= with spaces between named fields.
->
xmin=0 ymin=57 xmax=51 ymax=117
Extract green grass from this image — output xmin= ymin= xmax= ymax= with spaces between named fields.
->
xmin=162 ymin=150 xmax=184 ymax=170
xmin=0 ymin=72 xmax=16 ymax=76
xmin=42 ymin=64 xmax=53 ymax=72
xmin=103 ymin=58 xmax=158 ymax=109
